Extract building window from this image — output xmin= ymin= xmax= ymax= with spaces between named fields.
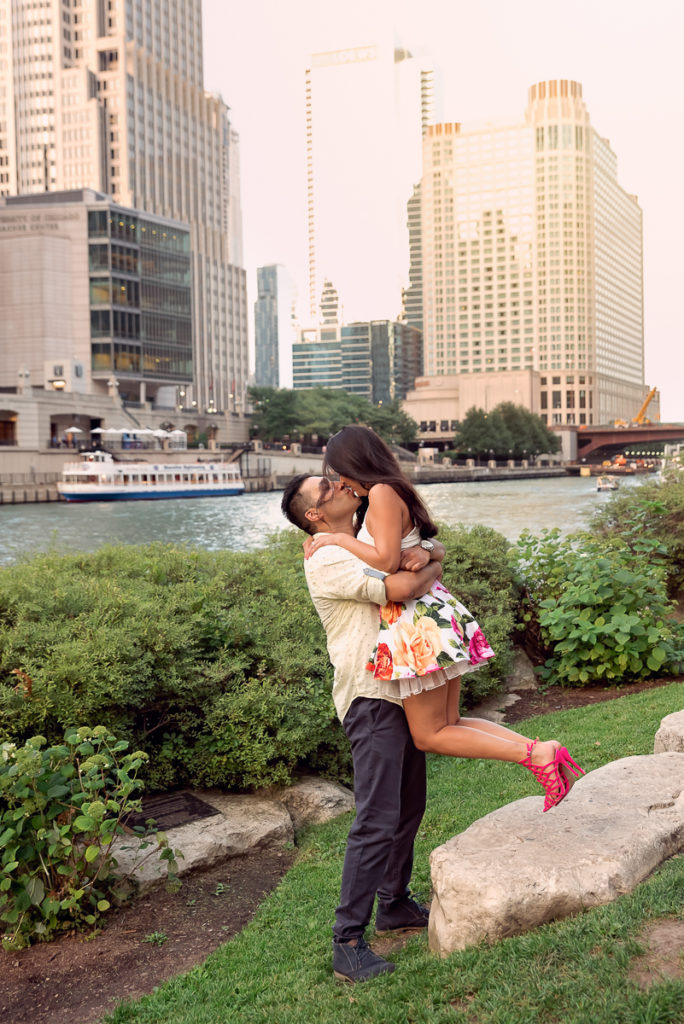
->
xmin=552 ymin=390 xmax=562 ymax=409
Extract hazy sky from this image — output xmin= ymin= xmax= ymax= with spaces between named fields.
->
xmin=203 ymin=0 xmax=683 ymax=422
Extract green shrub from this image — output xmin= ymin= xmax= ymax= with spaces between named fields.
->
xmin=587 ymin=470 xmax=684 ymax=596
xmin=513 ymin=529 xmax=683 ymax=686
xmin=0 ymin=726 xmax=176 ymax=949
xmin=0 ymin=527 xmax=518 ymax=790
xmin=437 ymin=523 xmax=517 ymax=705
xmin=0 ymin=538 xmax=345 ymax=791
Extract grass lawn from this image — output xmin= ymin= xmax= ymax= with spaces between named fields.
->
xmin=107 ymin=682 xmax=684 ymax=1024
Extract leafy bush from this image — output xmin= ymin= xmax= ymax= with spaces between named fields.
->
xmin=0 ymin=538 xmax=345 ymax=791
xmin=587 ymin=470 xmax=684 ymax=596
xmin=0 ymin=527 xmax=518 ymax=790
xmin=513 ymin=529 xmax=683 ymax=686
xmin=0 ymin=726 xmax=176 ymax=949
xmin=437 ymin=523 xmax=517 ymax=705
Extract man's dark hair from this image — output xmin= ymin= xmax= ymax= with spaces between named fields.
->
xmin=281 ymin=473 xmax=315 ymax=535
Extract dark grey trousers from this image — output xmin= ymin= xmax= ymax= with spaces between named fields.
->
xmin=333 ymin=697 xmax=427 ymax=943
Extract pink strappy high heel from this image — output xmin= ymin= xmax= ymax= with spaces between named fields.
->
xmin=554 ymin=746 xmax=585 ymax=796
xmin=518 ymin=740 xmax=585 ymax=812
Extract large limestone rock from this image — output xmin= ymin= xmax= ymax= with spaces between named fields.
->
xmin=429 ymin=753 xmax=684 ymax=957
xmin=506 ymin=648 xmax=540 ymax=691
xmin=276 ymin=776 xmax=355 ymax=831
xmin=113 ymin=793 xmax=294 ymax=893
xmin=654 ymin=710 xmax=684 ymax=753
xmin=111 ymin=779 xmax=356 ymax=894
xmin=469 ymin=649 xmax=539 ymax=723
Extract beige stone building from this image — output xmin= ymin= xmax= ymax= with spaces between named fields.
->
xmin=403 ymin=369 xmax=540 ymax=442
xmin=0 ymin=189 xmax=191 ymax=396
xmin=415 ymin=80 xmax=656 ymax=437
xmin=0 ymin=0 xmax=248 ymax=441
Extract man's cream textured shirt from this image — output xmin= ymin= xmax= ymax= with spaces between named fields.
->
xmin=304 ymin=542 xmax=403 ymax=722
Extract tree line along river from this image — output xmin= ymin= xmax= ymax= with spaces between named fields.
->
xmin=0 ymin=475 xmax=642 ymax=566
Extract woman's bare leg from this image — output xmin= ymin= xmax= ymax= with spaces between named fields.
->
xmin=445 ymin=675 xmax=461 ymax=725
xmin=459 ymin=717 xmax=536 ymax=745
xmin=403 ymin=686 xmax=558 ymax=766
xmin=445 ymin=674 xmax=536 ymax=745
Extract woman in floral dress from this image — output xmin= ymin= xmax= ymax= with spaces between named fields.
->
xmin=307 ymin=425 xmax=584 ymax=812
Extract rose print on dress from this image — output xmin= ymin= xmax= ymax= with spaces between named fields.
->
xmin=380 ymin=600 xmax=404 ymax=627
xmin=373 ymin=643 xmax=394 ymax=680
xmin=467 ymin=626 xmax=495 ymax=665
xmin=392 ymin=617 xmax=442 ymax=675
xmin=367 ymin=581 xmax=495 ymax=682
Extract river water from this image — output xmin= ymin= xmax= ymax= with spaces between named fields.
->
xmin=0 ymin=475 xmax=643 ymax=566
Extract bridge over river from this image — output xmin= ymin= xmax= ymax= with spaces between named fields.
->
xmin=555 ymin=423 xmax=684 ymax=462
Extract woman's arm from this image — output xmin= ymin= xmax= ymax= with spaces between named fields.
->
xmin=306 ymin=529 xmax=399 ymax=572
xmin=306 ymin=484 xmax=406 ymax=572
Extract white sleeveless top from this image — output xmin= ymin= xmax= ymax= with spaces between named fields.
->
xmin=357 ymin=521 xmax=421 ymax=550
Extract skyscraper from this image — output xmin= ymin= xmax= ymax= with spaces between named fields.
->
xmin=0 ymin=0 xmax=248 ymax=437
xmin=419 ymin=80 xmax=648 ymax=426
xmin=254 ymin=264 xmax=296 ymax=389
xmin=305 ymin=42 xmax=436 ymax=324
xmin=401 ymin=183 xmax=424 ymax=332
xmin=293 ymin=319 xmax=422 ymax=403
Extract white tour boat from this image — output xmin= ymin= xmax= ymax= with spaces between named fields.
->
xmin=58 ymin=451 xmax=245 ymax=502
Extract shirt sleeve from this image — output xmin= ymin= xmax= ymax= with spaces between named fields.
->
xmin=305 ymin=547 xmax=387 ymax=605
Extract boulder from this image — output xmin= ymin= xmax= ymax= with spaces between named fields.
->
xmin=466 ymin=691 xmax=522 ymax=724
xmin=429 ymin=753 xmax=684 ymax=957
xmin=505 ymin=648 xmax=540 ymax=691
xmin=468 ymin=649 xmax=540 ymax=723
xmin=113 ymin=793 xmax=293 ymax=894
xmin=277 ymin=776 xmax=355 ymax=831
xmin=654 ymin=710 xmax=684 ymax=753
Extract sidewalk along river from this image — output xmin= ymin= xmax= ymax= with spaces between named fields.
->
xmin=0 ymin=474 xmax=642 ymax=565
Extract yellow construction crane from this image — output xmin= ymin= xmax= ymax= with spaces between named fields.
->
xmin=633 ymin=386 xmax=658 ymax=425
xmin=614 ymin=387 xmax=658 ymax=428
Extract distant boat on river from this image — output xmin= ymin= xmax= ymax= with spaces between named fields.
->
xmin=57 ymin=451 xmax=245 ymax=502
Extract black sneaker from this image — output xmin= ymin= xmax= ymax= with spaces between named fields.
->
xmin=332 ymin=937 xmax=396 ymax=983
xmin=375 ymin=896 xmax=430 ymax=935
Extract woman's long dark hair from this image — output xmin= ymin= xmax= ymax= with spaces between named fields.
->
xmin=323 ymin=425 xmax=438 ymax=539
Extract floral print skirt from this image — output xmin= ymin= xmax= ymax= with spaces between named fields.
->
xmin=365 ymin=580 xmax=495 ymax=701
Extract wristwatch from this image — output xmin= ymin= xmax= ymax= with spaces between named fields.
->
xmin=420 ymin=539 xmax=435 ymax=552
